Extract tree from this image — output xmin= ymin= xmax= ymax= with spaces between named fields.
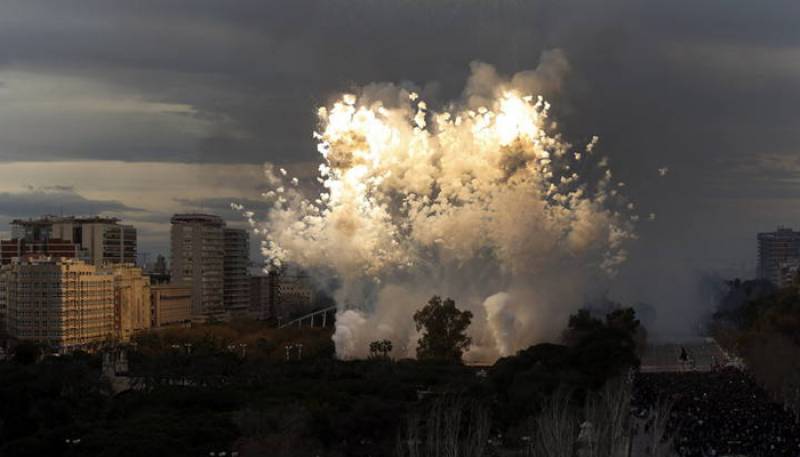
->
xmin=413 ymin=296 xmax=473 ymax=362
xmin=562 ymin=309 xmax=603 ymax=346
xmin=11 ymin=342 xmax=42 ymax=366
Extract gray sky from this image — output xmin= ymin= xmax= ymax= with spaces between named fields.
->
xmin=1 ymin=0 xmax=799 ymax=331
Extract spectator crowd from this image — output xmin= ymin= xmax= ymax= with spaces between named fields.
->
xmin=634 ymin=367 xmax=800 ymax=457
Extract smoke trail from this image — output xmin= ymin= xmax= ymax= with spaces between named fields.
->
xmin=242 ymin=56 xmax=638 ymax=361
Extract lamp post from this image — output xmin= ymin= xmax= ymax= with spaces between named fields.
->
xmin=65 ymin=437 xmax=81 ymax=454
xmin=284 ymin=343 xmax=304 ymax=360
xmin=208 ymin=450 xmax=239 ymax=457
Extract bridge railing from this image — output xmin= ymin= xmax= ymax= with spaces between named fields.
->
xmin=279 ymin=305 xmax=338 ymax=329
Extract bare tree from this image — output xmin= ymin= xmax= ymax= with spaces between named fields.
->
xmin=637 ymin=399 xmax=674 ymax=457
xmin=584 ymin=378 xmax=631 ymax=457
xmin=530 ymin=388 xmax=578 ymax=457
xmin=397 ymin=396 xmax=490 ymax=457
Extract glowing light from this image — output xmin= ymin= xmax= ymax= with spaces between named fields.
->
xmin=242 ymin=84 xmax=638 ymax=361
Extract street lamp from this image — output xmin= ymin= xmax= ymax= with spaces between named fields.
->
xmin=209 ymin=450 xmax=238 ymax=457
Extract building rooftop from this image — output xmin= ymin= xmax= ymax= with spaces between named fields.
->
xmin=170 ymin=213 xmax=225 ymax=226
xmin=11 ymin=216 xmax=122 ymax=226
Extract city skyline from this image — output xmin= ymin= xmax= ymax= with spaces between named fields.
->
xmin=2 ymin=4 xmax=800 ymax=456
xmin=1 ymin=2 xmax=800 ymax=337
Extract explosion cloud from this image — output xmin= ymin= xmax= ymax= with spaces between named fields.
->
xmin=240 ymin=60 xmax=638 ymax=362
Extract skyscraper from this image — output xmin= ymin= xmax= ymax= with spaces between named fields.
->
xmin=757 ymin=227 xmax=800 ymax=286
xmin=170 ymin=214 xmax=225 ymax=322
xmin=223 ymin=228 xmax=250 ymax=318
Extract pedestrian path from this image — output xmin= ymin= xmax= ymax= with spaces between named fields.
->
xmin=640 ymin=338 xmax=729 ymax=372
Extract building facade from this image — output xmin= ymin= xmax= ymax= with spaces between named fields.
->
xmin=1 ymin=238 xmax=79 ymax=265
xmin=757 ymin=227 xmax=800 ymax=286
xmin=10 ymin=217 xmax=137 ymax=266
xmin=778 ymin=259 xmax=800 ymax=289
xmin=223 ymin=228 xmax=250 ymax=318
xmin=105 ymin=264 xmax=151 ymax=342
xmin=1 ymin=258 xmax=114 ymax=350
xmin=0 ymin=267 xmax=8 ymax=340
xmin=249 ymin=274 xmax=274 ymax=320
xmin=170 ymin=214 xmax=226 ymax=322
xmin=50 ymin=217 xmax=137 ymax=266
xmin=276 ymin=273 xmax=314 ymax=318
xmin=150 ymin=284 xmax=192 ymax=327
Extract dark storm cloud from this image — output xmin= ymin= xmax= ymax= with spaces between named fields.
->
xmin=1 ymin=0 xmax=797 ymax=172
xmin=0 ymin=186 xmax=141 ymax=218
xmin=173 ymin=196 xmax=273 ymax=222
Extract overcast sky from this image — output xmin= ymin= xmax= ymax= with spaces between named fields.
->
xmin=1 ymin=0 xmax=799 ymax=330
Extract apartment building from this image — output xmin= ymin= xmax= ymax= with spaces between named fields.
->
xmin=150 ymin=284 xmax=192 ymax=327
xmin=223 ymin=228 xmax=250 ymax=318
xmin=170 ymin=214 xmax=226 ymax=322
xmin=1 ymin=258 xmax=114 ymax=350
xmin=105 ymin=264 xmax=151 ymax=342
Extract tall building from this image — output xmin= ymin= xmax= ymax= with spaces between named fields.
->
xmin=757 ymin=227 xmax=800 ymax=286
xmin=146 ymin=254 xmax=170 ymax=285
xmin=10 ymin=216 xmax=137 ymax=266
xmin=170 ymin=214 xmax=225 ymax=321
xmin=778 ymin=259 xmax=800 ymax=288
xmin=153 ymin=254 xmax=168 ymax=275
xmin=249 ymin=270 xmax=315 ymax=322
xmin=276 ymin=273 xmax=314 ymax=317
xmin=150 ymin=284 xmax=192 ymax=327
xmin=1 ymin=258 xmax=114 ymax=350
xmin=223 ymin=228 xmax=250 ymax=318
xmin=105 ymin=264 xmax=151 ymax=342
xmin=262 ymin=270 xmax=315 ymax=322
xmin=250 ymin=273 xmax=274 ymax=320
xmin=0 ymin=267 xmax=8 ymax=340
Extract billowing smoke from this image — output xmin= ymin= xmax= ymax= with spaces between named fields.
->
xmin=239 ymin=53 xmax=638 ymax=361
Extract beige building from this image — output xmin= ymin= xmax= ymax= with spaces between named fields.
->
xmin=104 ymin=264 xmax=151 ymax=342
xmin=1 ymin=258 xmax=114 ymax=350
xmin=150 ymin=284 xmax=192 ymax=327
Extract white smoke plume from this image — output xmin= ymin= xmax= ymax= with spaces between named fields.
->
xmin=242 ymin=54 xmax=638 ymax=362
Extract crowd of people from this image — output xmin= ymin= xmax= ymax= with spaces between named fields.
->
xmin=634 ymin=367 xmax=800 ymax=457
